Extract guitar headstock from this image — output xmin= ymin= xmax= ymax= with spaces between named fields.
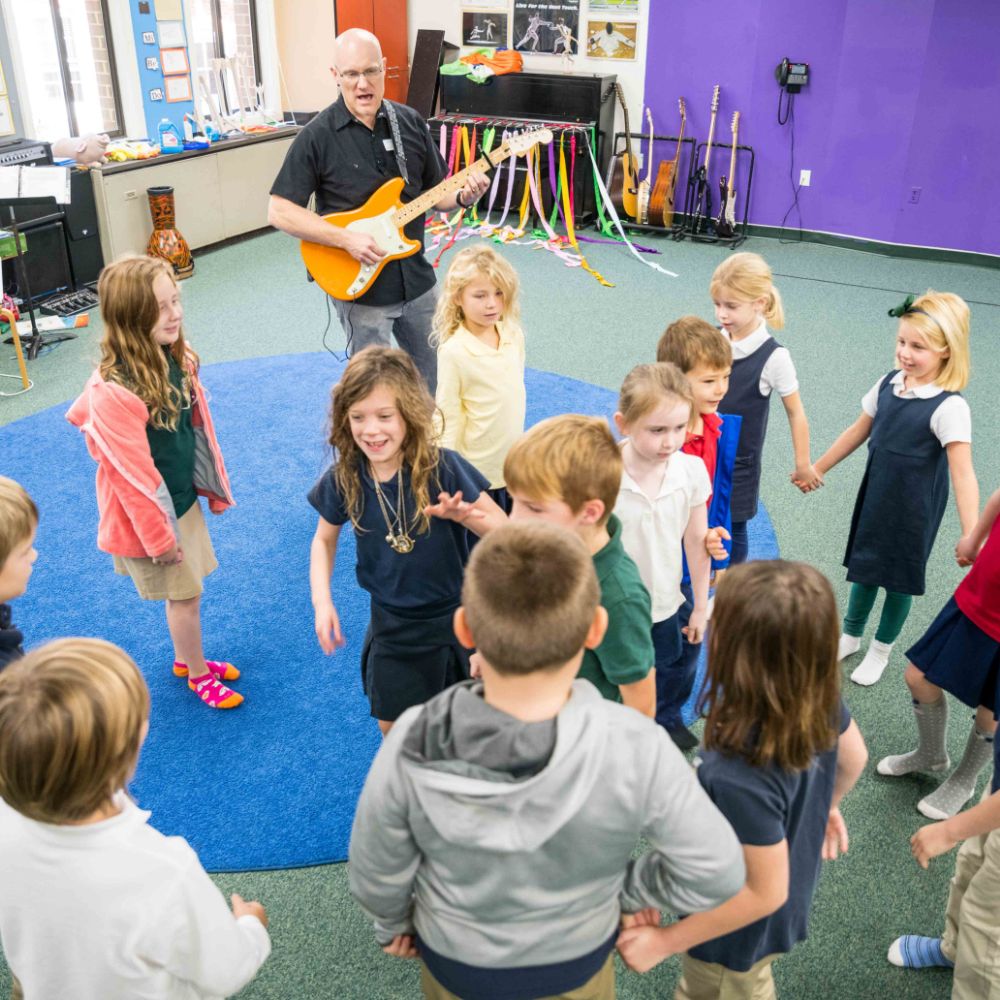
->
xmin=731 ymin=111 xmax=740 ymax=135
xmin=678 ymin=97 xmax=687 ymax=122
xmin=711 ymin=85 xmax=720 ymax=112
xmin=506 ymin=128 xmax=553 ymax=156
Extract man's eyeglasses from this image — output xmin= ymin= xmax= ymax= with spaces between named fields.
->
xmin=338 ymin=66 xmax=384 ymax=84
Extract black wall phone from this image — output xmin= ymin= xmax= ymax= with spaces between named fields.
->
xmin=775 ymin=58 xmax=809 ymax=93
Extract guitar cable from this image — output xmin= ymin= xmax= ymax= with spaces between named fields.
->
xmin=321 ymin=293 xmax=350 ymax=362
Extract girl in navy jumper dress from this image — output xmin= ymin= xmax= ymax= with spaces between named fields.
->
xmin=308 ymin=347 xmax=506 ymax=736
xmin=616 ymin=560 xmax=867 ymax=997
xmin=877 ymin=484 xmax=1000 ymax=823
xmin=711 ymin=253 xmax=821 ymax=565
xmin=814 ymin=292 xmax=979 ymax=688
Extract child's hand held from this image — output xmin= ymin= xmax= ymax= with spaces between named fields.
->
xmin=616 ymin=925 xmax=672 ymax=973
xmin=683 ymin=610 xmax=707 ymax=644
xmin=955 ymin=535 xmax=979 ymax=567
xmin=704 ymin=526 xmax=730 ymax=560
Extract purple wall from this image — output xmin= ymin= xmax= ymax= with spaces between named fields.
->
xmin=643 ymin=1 xmax=1000 ymax=255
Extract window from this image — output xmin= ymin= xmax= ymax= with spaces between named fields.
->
xmin=6 ymin=0 xmax=123 ymax=138
xmin=187 ymin=0 xmax=260 ymax=114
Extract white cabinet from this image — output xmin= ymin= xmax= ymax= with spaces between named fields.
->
xmin=90 ymin=130 xmax=298 ymax=261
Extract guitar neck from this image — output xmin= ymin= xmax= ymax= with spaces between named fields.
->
xmin=727 ymin=137 xmax=738 ymax=193
xmin=394 ymin=149 xmax=499 ymax=226
xmin=704 ymin=112 xmax=718 ymax=173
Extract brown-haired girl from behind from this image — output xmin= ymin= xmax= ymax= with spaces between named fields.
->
xmin=0 ymin=638 xmax=270 ymax=998
xmin=617 ymin=560 xmax=868 ymax=999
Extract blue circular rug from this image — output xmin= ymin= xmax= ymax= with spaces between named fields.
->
xmin=1 ymin=353 xmax=777 ymax=872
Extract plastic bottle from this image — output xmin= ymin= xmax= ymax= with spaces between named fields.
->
xmin=157 ymin=118 xmax=182 ymax=153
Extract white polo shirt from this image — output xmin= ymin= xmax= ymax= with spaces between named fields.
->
xmin=861 ymin=371 xmax=971 ymax=446
xmin=615 ymin=449 xmax=712 ymax=623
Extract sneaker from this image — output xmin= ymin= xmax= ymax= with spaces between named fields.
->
xmin=188 ymin=674 xmax=244 ymax=709
xmin=666 ymin=724 xmax=699 ymax=752
xmin=173 ymin=659 xmax=240 ymax=681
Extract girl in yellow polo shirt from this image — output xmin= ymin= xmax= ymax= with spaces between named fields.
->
xmin=432 ymin=246 xmax=526 ymax=512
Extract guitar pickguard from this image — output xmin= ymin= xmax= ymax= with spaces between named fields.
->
xmin=344 ymin=210 xmax=411 ymax=297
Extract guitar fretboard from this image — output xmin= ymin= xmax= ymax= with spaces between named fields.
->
xmin=394 ymin=147 xmax=505 ymax=227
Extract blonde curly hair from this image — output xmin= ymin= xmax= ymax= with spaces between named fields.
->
xmin=431 ymin=245 xmax=521 ymax=346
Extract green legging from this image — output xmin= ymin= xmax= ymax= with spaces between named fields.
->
xmin=844 ymin=583 xmax=913 ymax=644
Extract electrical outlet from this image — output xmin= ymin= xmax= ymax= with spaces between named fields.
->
xmin=799 ymin=169 xmax=811 ymax=187
xmin=124 ymin=189 xmax=138 ymax=200
xmin=909 ymin=187 xmax=922 ymax=204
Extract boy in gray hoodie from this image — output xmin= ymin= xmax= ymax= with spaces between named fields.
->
xmin=348 ymin=522 xmax=745 ymax=1000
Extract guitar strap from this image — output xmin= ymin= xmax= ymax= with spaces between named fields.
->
xmin=382 ymin=101 xmax=409 ymax=184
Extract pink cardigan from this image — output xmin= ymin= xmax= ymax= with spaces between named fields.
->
xmin=66 ymin=364 xmax=234 ymax=559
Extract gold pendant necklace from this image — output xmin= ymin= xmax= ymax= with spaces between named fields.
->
xmin=371 ymin=464 xmax=414 ymax=554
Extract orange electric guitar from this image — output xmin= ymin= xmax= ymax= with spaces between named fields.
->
xmin=649 ymin=97 xmax=686 ymax=229
xmin=301 ymin=128 xmax=553 ymax=300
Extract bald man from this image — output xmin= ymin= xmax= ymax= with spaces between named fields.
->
xmin=269 ymin=29 xmax=489 ymax=393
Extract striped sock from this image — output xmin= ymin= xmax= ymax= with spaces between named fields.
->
xmin=887 ymin=935 xmax=954 ymax=969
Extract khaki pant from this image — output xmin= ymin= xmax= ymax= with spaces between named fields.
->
xmin=943 ymin=821 xmax=1000 ymax=998
xmin=675 ymin=952 xmax=778 ymax=1000
xmin=10 ymin=977 xmax=22 ymax=1000
xmin=420 ymin=952 xmax=615 ymax=1000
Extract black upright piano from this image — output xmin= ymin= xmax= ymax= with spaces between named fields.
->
xmin=429 ymin=71 xmax=617 ymax=226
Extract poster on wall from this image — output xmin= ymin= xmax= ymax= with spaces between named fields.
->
xmin=462 ymin=11 xmax=509 ymax=48
xmin=586 ymin=19 xmax=637 ymax=59
xmin=589 ymin=0 xmax=638 ymax=13
xmin=460 ymin=0 xmax=508 ymax=7
xmin=512 ymin=0 xmax=580 ymax=55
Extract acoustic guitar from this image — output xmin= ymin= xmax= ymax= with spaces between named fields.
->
xmin=301 ymin=129 xmax=553 ymax=300
xmin=716 ymin=112 xmax=741 ymax=239
xmin=649 ymin=97 xmax=685 ymax=229
xmin=605 ymin=82 xmax=639 ymax=220
xmin=635 ymin=107 xmax=654 ymax=224
xmin=691 ymin=85 xmax=720 ymax=235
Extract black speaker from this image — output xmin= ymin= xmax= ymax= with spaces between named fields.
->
xmin=1 ymin=220 xmax=73 ymax=303
xmin=406 ymin=29 xmax=459 ymax=120
xmin=64 ymin=168 xmax=103 ymax=285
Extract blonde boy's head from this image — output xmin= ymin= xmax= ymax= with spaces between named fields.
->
xmin=0 ymin=476 xmax=37 ymax=568
xmin=461 ymin=522 xmax=600 ymax=675
xmin=0 ymin=638 xmax=150 ymax=823
xmin=504 ymin=415 xmax=622 ymax=528
xmin=656 ymin=316 xmax=733 ymax=374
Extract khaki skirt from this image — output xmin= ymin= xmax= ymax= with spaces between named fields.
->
xmin=114 ymin=500 xmax=218 ymax=601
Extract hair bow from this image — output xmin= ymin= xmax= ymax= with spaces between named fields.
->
xmin=888 ymin=294 xmax=917 ymax=318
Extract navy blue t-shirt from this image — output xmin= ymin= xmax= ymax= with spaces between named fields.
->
xmin=689 ymin=700 xmax=852 ymax=972
xmin=308 ymin=449 xmax=488 ymax=612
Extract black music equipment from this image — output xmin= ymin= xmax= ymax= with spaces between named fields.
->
xmin=430 ymin=71 xmax=617 ymax=226
xmin=39 ymin=286 xmax=99 ymax=316
xmin=63 ymin=167 xmax=104 ymax=286
xmin=406 ymin=29 xmax=459 ymax=120
xmin=0 ymin=140 xmax=55 ymax=228
xmin=1 ymin=220 xmax=72 ymax=304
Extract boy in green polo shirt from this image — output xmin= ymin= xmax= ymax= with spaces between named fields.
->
xmin=504 ymin=415 xmax=655 ymax=714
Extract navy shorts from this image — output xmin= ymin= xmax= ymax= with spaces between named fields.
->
xmin=908 ymin=596 xmax=1000 ymax=714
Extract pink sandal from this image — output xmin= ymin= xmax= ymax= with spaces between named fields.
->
xmin=173 ymin=659 xmax=240 ymax=681
xmin=188 ymin=674 xmax=244 ymax=709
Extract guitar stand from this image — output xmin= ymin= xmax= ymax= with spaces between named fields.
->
xmin=676 ymin=141 xmax=755 ymax=247
xmin=605 ymin=132 xmax=696 ymax=235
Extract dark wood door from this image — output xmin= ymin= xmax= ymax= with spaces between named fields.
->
xmin=335 ymin=0 xmax=409 ymax=103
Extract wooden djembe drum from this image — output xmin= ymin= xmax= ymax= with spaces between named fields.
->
xmin=146 ymin=186 xmax=194 ymax=279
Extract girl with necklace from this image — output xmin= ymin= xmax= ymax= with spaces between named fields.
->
xmin=309 ymin=347 xmax=507 ymax=735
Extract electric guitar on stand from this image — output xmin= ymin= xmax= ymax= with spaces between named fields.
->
xmin=301 ymin=129 xmax=553 ymax=300
xmin=649 ymin=97 xmax=685 ymax=229
xmin=716 ymin=112 xmax=741 ymax=239
xmin=636 ymin=107 xmax=654 ymax=224
xmin=606 ymin=83 xmax=639 ymax=220
xmin=691 ymin=85 xmax=720 ymax=235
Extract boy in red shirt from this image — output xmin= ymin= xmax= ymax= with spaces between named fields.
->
xmin=654 ymin=317 xmax=742 ymax=749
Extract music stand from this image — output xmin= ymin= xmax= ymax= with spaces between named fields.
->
xmin=0 ymin=197 xmax=78 ymax=359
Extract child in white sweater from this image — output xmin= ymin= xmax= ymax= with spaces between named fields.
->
xmin=0 ymin=638 xmax=271 ymax=999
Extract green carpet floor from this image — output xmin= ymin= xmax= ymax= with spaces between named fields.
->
xmin=1 ymin=227 xmax=998 ymax=998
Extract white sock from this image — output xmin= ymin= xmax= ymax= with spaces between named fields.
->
xmin=838 ymin=633 xmax=861 ymax=661
xmin=851 ymin=640 xmax=893 ymax=686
